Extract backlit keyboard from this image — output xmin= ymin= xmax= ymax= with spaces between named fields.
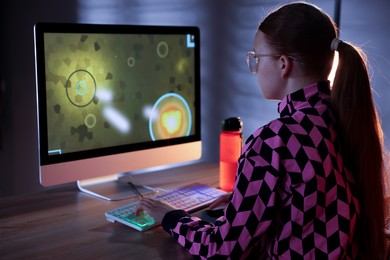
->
xmin=105 ymin=184 xmax=227 ymax=231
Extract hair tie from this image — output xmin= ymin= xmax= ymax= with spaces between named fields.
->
xmin=330 ymin=38 xmax=342 ymax=51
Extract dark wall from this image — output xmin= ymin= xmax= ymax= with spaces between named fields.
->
xmin=0 ymin=0 xmax=4 ymax=155
xmin=0 ymin=0 xmax=79 ymax=196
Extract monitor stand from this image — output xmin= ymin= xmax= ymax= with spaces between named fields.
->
xmin=77 ymin=173 xmax=157 ymax=201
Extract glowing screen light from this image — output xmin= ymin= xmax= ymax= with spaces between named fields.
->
xmin=143 ymin=105 xmax=157 ymax=120
xmin=103 ymin=106 xmax=131 ymax=134
xmin=328 ymin=51 xmax=339 ymax=87
xmin=95 ymin=88 xmax=114 ymax=102
xmin=162 ymin=110 xmax=182 ymax=134
xmin=149 ymin=93 xmax=192 ymax=141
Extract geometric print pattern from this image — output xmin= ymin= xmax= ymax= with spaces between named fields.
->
xmin=162 ymin=81 xmax=360 ymax=259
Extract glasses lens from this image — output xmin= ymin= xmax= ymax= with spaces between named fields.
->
xmin=246 ymin=52 xmax=257 ymax=74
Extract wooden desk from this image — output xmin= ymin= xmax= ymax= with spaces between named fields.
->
xmin=0 ymin=163 xmax=220 ymax=259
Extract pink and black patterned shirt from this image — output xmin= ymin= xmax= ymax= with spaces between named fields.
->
xmin=162 ymin=81 xmax=360 ymax=259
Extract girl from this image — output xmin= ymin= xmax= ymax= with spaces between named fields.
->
xmin=138 ymin=2 xmax=387 ymax=258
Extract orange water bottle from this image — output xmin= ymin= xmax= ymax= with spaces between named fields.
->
xmin=219 ymin=117 xmax=243 ymax=192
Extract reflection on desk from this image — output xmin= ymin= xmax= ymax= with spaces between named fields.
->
xmin=0 ymin=163 xmax=219 ymax=259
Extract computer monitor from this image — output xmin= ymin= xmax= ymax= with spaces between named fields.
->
xmin=34 ymin=23 xmax=201 ymax=200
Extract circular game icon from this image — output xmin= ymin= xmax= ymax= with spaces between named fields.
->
xmin=149 ymin=93 xmax=192 ymax=141
xmin=84 ymin=113 xmax=97 ymax=129
xmin=65 ymin=69 xmax=97 ymax=107
xmin=156 ymin=41 xmax=169 ymax=58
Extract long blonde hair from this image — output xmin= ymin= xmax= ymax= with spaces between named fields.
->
xmin=332 ymin=41 xmax=385 ymax=257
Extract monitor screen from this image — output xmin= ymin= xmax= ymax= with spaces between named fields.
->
xmin=34 ymin=23 xmax=201 ymax=195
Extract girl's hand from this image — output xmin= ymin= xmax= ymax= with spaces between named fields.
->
xmin=136 ymin=198 xmax=176 ymax=223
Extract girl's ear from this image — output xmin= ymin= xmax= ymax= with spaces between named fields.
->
xmin=279 ymin=55 xmax=292 ymax=78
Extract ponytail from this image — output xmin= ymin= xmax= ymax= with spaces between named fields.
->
xmin=331 ymin=41 xmax=386 ymax=258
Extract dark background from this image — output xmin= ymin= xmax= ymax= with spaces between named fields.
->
xmin=1 ymin=0 xmax=389 ymax=197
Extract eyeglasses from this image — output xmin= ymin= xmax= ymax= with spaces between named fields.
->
xmin=246 ymin=51 xmax=301 ymax=74
xmin=246 ymin=51 xmax=280 ymax=74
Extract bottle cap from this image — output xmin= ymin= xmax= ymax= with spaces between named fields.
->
xmin=222 ymin=117 xmax=243 ymax=132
